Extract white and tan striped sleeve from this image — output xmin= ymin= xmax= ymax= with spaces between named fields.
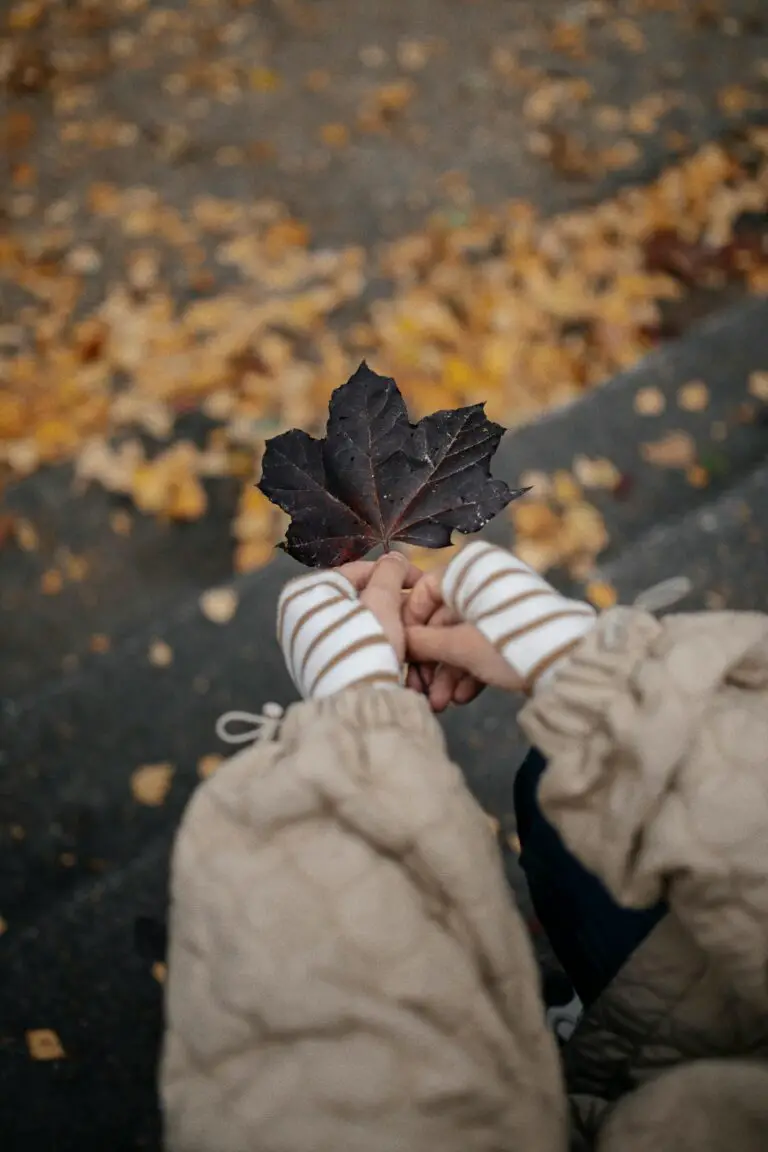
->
xmin=276 ymin=571 xmax=403 ymax=700
xmin=442 ymin=541 xmax=597 ymax=690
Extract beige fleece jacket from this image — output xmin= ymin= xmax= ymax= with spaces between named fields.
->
xmin=161 ymin=608 xmax=768 ymax=1152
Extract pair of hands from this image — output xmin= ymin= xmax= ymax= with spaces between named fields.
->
xmin=338 ymin=551 xmax=524 ymax=712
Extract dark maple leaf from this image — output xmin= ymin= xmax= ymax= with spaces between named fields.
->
xmin=258 ymin=362 xmax=528 ymax=567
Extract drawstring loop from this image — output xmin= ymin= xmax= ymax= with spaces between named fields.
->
xmin=603 ymin=575 xmax=693 ymax=650
xmin=633 ymin=575 xmax=693 ymax=614
xmin=215 ymin=702 xmax=284 ymax=746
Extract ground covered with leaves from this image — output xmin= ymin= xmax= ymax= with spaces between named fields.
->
xmin=1 ymin=0 xmax=767 ymax=583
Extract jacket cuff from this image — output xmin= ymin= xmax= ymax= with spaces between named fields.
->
xmin=276 ymin=570 xmax=402 ymax=698
xmin=279 ymin=684 xmax=445 ymax=747
xmin=442 ymin=541 xmax=597 ymax=691
xmin=519 ymin=608 xmax=664 ymax=746
xmin=517 ymin=607 xmax=666 ymax=903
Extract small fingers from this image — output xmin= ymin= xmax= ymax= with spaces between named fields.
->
xmin=454 ymin=673 xmax=483 ymax=705
xmin=429 ymin=603 xmax=460 ymax=628
xmin=362 ymin=552 xmax=413 ymax=600
xmin=402 ymin=570 xmax=444 ymax=627
xmin=339 ymin=554 xmax=422 ymax=594
xmin=407 ymin=661 xmax=435 ymax=688
xmin=336 ymin=560 xmax=377 ymax=592
xmin=429 ymin=663 xmax=462 ymax=713
xmin=405 ymin=622 xmax=475 ymax=667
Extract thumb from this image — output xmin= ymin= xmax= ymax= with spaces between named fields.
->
xmin=406 ymin=622 xmax=525 ymax=694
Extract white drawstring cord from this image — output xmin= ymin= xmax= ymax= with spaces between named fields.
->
xmin=215 ymin=702 xmax=285 ymax=746
xmin=546 ymin=992 xmax=584 ymax=1043
xmin=633 ymin=575 xmax=693 ymax=614
xmin=603 ymin=575 xmax=693 ymax=650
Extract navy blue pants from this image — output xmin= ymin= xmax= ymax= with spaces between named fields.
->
xmin=514 ymin=748 xmax=667 ymax=1008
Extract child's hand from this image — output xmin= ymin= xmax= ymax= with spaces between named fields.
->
xmin=403 ymin=541 xmax=597 ymax=711
xmin=403 ymin=567 xmax=525 ymax=712
xmin=336 ymin=553 xmax=422 ymax=664
xmin=278 ymin=553 xmax=421 ymax=699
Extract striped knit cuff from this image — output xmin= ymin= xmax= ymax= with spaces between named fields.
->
xmin=443 ymin=541 xmax=597 ymax=690
xmin=277 ymin=571 xmax=402 ymax=699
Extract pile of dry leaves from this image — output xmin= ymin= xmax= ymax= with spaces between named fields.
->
xmin=1 ymin=117 xmax=767 ymax=577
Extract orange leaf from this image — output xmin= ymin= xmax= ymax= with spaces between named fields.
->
xmin=131 ymin=763 xmax=174 ymax=807
xmin=641 ymin=431 xmax=697 ymax=468
xmin=26 ymin=1030 xmax=65 ymax=1061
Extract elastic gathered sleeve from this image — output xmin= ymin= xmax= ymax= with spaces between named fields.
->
xmin=162 ymin=686 xmax=566 ymax=1152
xmin=520 ymin=608 xmax=768 ymax=1010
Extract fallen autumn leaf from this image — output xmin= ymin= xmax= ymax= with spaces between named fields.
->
xmin=199 ymin=587 xmax=239 ymax=624
xmin=641 ymin=430 xmax=697 ymax=468
xmin=26 ymin=1030 xmax=65 ymax=1061
xmin=130 ymin=763 xmax=174 ymax=807
xmin=258 ymin=362 xmax=528 ymax=567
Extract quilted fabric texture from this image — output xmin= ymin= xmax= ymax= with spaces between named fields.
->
xmin=521 ymin=609 xmax=768 ymax=1010
xmin=596 ymin=1060 xmax=768 ymax=1151
xmin=162 ymin=688 xmax=566 ymax=1152
xmin=163 ymin=609 xmax=768 ymax=1152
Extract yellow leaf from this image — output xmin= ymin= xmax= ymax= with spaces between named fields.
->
xmin=511 ymin=500 xmax=561 ymax=540
xmin=109 ymin=510 xmax=133 ymax=537
xmin=234 ymin=538 xmax=275 ymax=573
xmin=585 ymin=580 xmax=618 ymax=609
xmin=677 ymin=380 xmax=709 ymax=412
xmin=148 ymin=639 xmax=173 ymax=667
xmin=0 ymin=393 xmax=26 ymax=437
xmin=572 ymin=456 xmax=621 ymax=490
xmin=442 ymin=356 xmax=475 ymax=394
xmin=9 ymin=0 xmax=45 ymax=31
xmin=26 ymin=1030 xmax=65 ymax=1061
xmin=514 ymin=538 xmax=562 ymax=574
xmin=40 ymin=569 xmax=63 ymax=596
xmin=167 ymin=476 xmax=207 ymax=522
xmin=131 ymin=464 xmax=169 ymax=515
xmin=200 ymin=587 xmax=239 ymax=624
xmin=34 ymin=419 xmax=81 ymax=461
xmin=371 ymin=80 xmax=415 ymax=113
xmin=234 ymin=487 xmax=274 ymax=538
xmin=551 ymin=470 xmax=582 ymax=505
xmin=63 ymin=552 xmax=89 ymax=581
xmin=320 ymin=123 xmax=350 ymax=149
xmin=748 ymin=266 xmax=768 ymax=294
xmin=151 ymin=961 xmax=167 ymax=984
xmin=131 ymin=763 xmax=174 ymax=807
xmin=612 ymin=18 xmax=646 ymax=52
xmin=686 ymin=464 xmax=710 ymax=488
xmin=748 ymin=371 xmax=768 ymax=402
xmin=641 ymin=431 xmax=697 ymax=469
xmin=634 ymin=386 xmax=666 ymax=416
xmin=560 ymin=502 xmax=609 ymax=563
xmin=250 ymin=67 xmax=281 ymax=92
xmin=198 ymin=754 xmax=224 ymax=780
xmin=517 ymin=471 xmax=552 ymax=498
xmin=717 ymin=85 xmax=756 ymax=116
xmin=400 ymin=539 xmax=465 ymax=571
xmin=304 ymin=69 xmax=331 ymax=93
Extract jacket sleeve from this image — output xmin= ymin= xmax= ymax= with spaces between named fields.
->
xmin=161 ymin=687 xmax=566 ymax=1152
xmin=596 ymin=1059 xmax=768 ymax=1152
xmin=519 ymin=608 xmax=768 ymax=1010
